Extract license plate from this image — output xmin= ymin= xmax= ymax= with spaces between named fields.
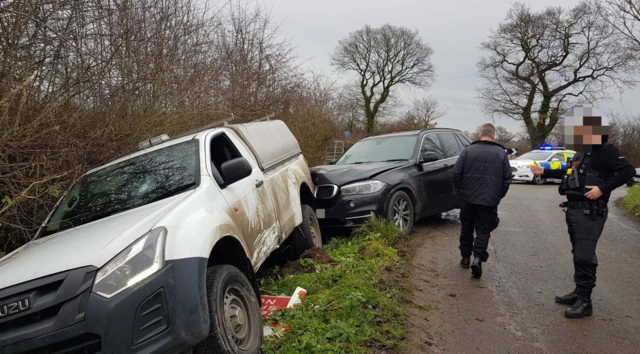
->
xmin=316 ymin=209 xmax=325 ymax=219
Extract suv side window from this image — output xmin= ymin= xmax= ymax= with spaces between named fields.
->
xmin=210 ymin=133 xmax=243 ymax=185
xmin=437 ymin=133 xmax=462 ymax=158
xmin=566 ymin=152 xmax=575 ymax=162
xmin=454 ymin=133 xmax=470 ymax=151
xmin=420 ymin=133 xmax=444 ymax=160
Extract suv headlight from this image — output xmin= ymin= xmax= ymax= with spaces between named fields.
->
xmin=93 ymin=227 xmax=167 ymax=298
xmin=341 ymin=180 xmax=386 ymax=195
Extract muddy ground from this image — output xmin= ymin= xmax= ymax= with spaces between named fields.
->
xmin=402 ymin=184 xmax=640 ymax=354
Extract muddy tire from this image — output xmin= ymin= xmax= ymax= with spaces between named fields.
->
xmin=532 ymin=175 xmax=546 ymax=185
xmin=193 ymin=265 xmax=262 ymax=354
xmin=290 ymin=205 xmax=323 ymax=258
xmin=386 ymin=191 xmax=414 ymax=234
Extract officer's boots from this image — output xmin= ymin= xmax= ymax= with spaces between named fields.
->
xmin=460 ymin=258 xmax=470 ymax=269
xmin=564 ymin=296 xmax=593 ymax=318
xmin=555 ymin=291 xmax=578 ymax=305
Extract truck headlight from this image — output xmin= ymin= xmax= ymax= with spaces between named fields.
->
xmin=341 ymin=180 xmax=386 ymax=195
xmin=93 ymin=227 xmax=167 ymax=298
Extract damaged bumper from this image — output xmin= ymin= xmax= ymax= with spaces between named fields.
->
xmin=314 ymin=187 xmax=391 ymax=228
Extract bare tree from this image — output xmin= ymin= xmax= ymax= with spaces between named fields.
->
xmin=603 ymin=0 xmax=640 ymax=52
xmin=495 ymin=126 xmax=516 ymax=144
xmin=477 ymin=2 xmax=637 ymax=148
xmin=330 ymin=24 xmax=435 ymax=133
xmin=402 ymin=96 xmax=447 ymax=129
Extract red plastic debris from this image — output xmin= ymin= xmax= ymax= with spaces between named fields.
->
xmin=475 ymin=317 xmax=484 ymax=322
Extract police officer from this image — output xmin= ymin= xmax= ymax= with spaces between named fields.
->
xmin=531 ymin=134 xmax=635 ymax=318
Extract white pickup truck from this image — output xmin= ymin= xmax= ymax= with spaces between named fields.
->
xmin=0 ymin=120 xmax=321 ymax=354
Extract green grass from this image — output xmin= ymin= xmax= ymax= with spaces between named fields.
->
xmin=260 ymin=219 xmax=408 ymax=354
xmin=622 ymin=185 xmax=640 ymax=217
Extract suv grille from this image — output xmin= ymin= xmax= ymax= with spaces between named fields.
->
xmin=315 ymin=185 xmax=338 ymax=199
xmin=0 ymin=267 xmax=97 ymax=351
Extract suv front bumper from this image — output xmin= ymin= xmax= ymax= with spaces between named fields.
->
xmin=315 ymin=188 xmax=391 ymax=228
xmin=0 ymin=258 xmax=209 ymax=354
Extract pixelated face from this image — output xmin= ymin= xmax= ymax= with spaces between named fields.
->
xmin=561 ymin=106 xmax=610 ymax=153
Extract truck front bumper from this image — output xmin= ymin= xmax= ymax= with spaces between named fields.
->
xmin=0 ymin=258 xmax=209 ymax=354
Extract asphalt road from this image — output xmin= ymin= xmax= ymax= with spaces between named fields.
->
xmin=402 ymin=183 xmax=640 ymax=354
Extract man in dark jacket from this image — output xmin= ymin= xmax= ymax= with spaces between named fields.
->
xmin=452 ymin=123 xmax=512 ymax=278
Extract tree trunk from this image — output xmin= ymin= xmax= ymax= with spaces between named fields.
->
xmin=366 ymin=112 xmax=375 ymax=134
xmin=529 ymin=136 xmax=546 ymax=150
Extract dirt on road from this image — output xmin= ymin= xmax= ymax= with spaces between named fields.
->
xmin=402 ymin=184 xmax=640 ymax=354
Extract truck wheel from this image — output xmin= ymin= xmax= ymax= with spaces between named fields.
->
xmin=386 ymin=191 xmax=414 ymax=234
xmin=290 ymin=205 xmax=323 ymax=258
xmin=194 ymin=265 xmax=262 ymax=354
xmin=533 ymin=175 xmax=546 ymax=185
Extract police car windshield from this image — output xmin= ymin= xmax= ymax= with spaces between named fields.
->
xmin=40 ymin=140 xmax=200 ymax=237
xmin=516 ymin=151 xmax=552 ymax=161
xmin=336 ymin=135 xmax=417 ymax=165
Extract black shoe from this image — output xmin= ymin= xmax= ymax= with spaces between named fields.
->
xmin=461 ymin=258 xmax=470 ymax=269
xmin=564 ymin=297 xmax=593 ymax=318
xmin=555 ymin=291 xmax=578 ymax=305
xmin=471 ymin=258 xmax=482 ymax=278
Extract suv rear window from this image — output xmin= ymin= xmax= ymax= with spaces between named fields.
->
xmin=40 ymin=140 xmax=200 ymax=237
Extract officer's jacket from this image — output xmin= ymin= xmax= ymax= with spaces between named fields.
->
xmin=542 ymin=143 xmax=635 ymax=202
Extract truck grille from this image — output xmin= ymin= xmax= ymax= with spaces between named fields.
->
xmin=315 ymin=185 xmax=338 ymax=199
xmin=0 ymin=267 xmax=97 ymax=352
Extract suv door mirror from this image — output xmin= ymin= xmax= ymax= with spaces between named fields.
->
xmin=420 ymin=151 xmax=439 ymax=163
xmin=220 ymin=157 xmax=252 ymax=185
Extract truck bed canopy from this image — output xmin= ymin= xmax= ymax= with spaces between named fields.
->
xmin=229 ymin=120 xmax=302 ymax=171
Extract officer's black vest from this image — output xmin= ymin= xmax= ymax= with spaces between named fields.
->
xmin=562 ymin=150 xmax=606 ymax=201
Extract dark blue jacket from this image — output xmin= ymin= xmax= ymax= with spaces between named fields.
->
xmin=452 ymin=140 xmax=512 ymax=206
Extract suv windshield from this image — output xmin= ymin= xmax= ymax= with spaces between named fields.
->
xmin=516 ymin=151 xmax=552 ymax=161
xmin=40 ymin=140 xmax=199 ymax=237
xmin=336 ymin=135 xmax=418 ymax=165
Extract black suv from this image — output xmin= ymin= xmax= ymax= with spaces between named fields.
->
xmin=311 ymin=128 xmax=473 ymax=233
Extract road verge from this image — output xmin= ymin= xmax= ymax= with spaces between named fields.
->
xmin=260 ymin=220 xmax=410 ymax=354
xmin=622 ymin=185 xmax=640 ymax=217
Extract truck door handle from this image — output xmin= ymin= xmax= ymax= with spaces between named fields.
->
xmin=255 ymin=179 xmax=264 ymax=188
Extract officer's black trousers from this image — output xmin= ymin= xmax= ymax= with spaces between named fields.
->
xmin=565 ymin=207 xmax=608 ymax=297
xmin=459 ymin=201 xmax=500 ymax=262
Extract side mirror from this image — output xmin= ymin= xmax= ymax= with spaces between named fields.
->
xmin=220 ymin=158 xmax=252 ymax=186
xmin=420 ymin=151 xmax=439 ymax=163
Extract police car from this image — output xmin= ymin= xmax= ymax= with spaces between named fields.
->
xmin=509 ymin=146 xmax=576 ymax=185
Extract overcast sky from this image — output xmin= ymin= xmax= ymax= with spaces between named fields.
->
xmin=264 ymin=0 xmax=640 ymax=134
